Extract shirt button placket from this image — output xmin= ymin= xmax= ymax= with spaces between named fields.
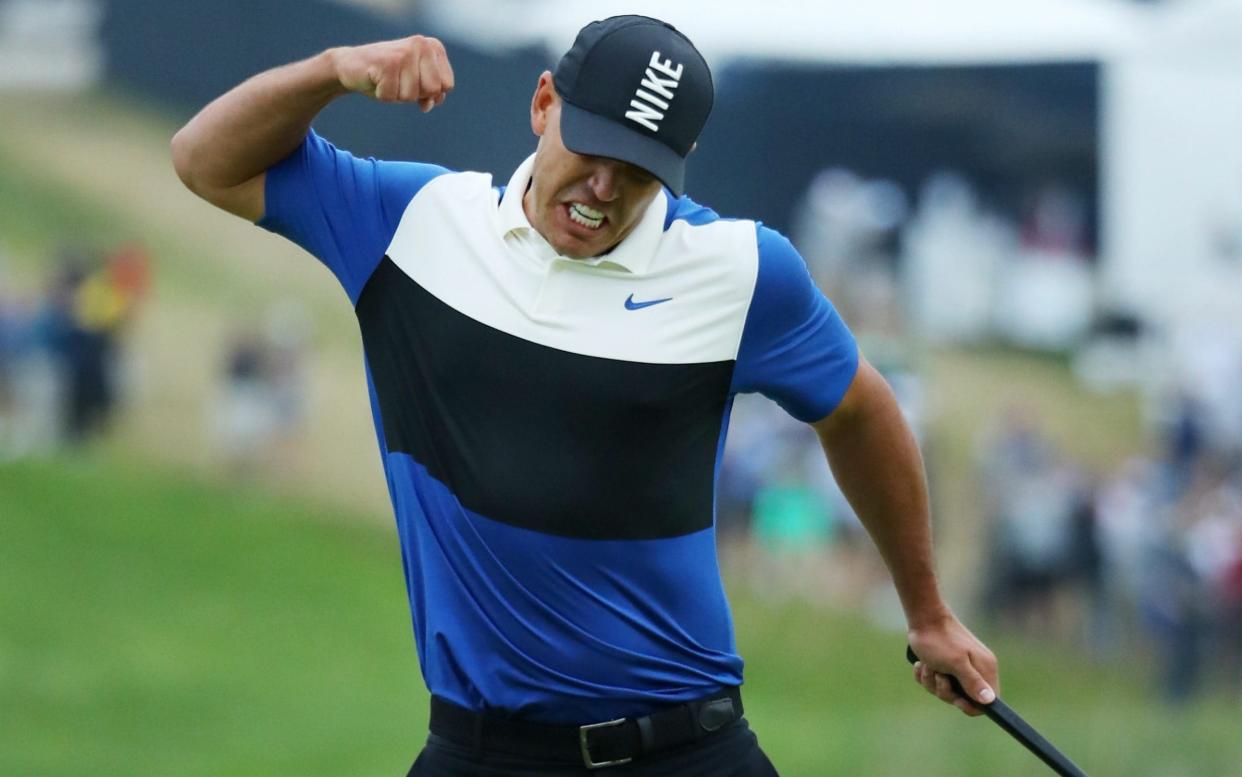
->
xmin=532 ymin=259 xmax=562 ymax=317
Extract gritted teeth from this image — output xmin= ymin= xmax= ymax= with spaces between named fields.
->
xmin=569 ymin=202 xmax=605 ymax=229
xmin=572 ymin=202 xmax=604 ymax=219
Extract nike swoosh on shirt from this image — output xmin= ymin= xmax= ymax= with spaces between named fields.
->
xmin=624 ymin=294 xmax=673 ymax=310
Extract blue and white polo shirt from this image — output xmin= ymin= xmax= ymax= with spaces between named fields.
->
xmin=259 ymin=130 xmax=859 ymax=723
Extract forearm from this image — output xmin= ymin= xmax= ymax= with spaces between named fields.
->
xmin=815 ymin=360 xmax=1000 ymax=711
xmin=171 ymin=49 xmax=345 ymax=194
xmin=170 ymin=36 xmax=452 ymax=221
xmin=813 ymin=361 xmax=950 ymax=628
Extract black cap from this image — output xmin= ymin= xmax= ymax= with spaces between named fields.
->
xmin=553 ymin=16 xmax=713 ymax=196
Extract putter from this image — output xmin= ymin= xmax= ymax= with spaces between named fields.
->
xmin=906 ymin=646 xmax=1090 ymax=777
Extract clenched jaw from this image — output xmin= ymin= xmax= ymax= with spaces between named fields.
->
xmin=568 ymin=202 xmax=605 ymax=229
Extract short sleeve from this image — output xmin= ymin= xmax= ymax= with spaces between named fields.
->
xmin=258 ymin=130 xmax=450 ymax=303
xmin=730 ymin=225 xmax=859 ymax=422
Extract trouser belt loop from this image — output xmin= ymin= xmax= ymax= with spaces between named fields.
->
xmin=636 ymin=714 xmax=656 ymax=754
xmin=697 ymin=694 xmax=742 ymax=733
xmin=687 ymin=702 xmax=705 ymax=742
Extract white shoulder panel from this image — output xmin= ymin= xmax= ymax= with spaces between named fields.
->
xmin=384 ymin=173 xmax=759 ymax=365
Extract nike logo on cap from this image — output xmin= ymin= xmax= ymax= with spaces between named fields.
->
xmin=625 ymin=293 xmax=673 ymax=310
xmin=625 ymin=51 xmax=684 ymax=132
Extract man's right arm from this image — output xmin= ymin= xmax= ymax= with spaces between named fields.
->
xmin=170 ymin=36 xmax=454 ymax=222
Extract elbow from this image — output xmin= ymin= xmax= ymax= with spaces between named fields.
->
xmin=169 ymin=127 xmax=203 ymax=194
xmin=168 ymin=125 xmax=263 ymax=222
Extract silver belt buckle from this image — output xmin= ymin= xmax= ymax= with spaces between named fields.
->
xmin=579 ymin=718 xmax=633 ymax=769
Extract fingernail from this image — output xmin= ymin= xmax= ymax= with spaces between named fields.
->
xmin=980 ymin=687 xmax=995 ymax=703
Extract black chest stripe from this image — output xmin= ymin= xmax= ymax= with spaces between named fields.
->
xmin=356 ymin=257 xmax=734 ymax=541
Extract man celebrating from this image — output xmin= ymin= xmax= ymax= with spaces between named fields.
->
xmin=172 ymin=15 xmax=998 ymax=776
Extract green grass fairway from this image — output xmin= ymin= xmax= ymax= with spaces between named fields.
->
xmin=2 ymin=456 xmax=1238 ymax=776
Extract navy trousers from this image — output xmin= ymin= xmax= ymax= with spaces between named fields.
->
xmin=406 ymin=718 xmax=781 ymax=776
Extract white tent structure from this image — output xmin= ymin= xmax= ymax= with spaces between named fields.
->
xmin=428 ymin=0 xmax=1147 ymax=66
xmin=1098 ymin=0 xmax=1242 ymax=434
xmin=1104 ymin=0 xmax=1242 ymax=325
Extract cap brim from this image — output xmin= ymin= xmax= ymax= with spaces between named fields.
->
xmin=559 ymin=101 xmax=686 ymax=196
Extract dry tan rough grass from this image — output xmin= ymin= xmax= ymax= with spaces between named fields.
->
xmin=0 ymin=91 xmax=389 ymax=517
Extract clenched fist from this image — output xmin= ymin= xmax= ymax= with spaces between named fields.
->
xmin=331 ymin=35 xmax=455 ymax=111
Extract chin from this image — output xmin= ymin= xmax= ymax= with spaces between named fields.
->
xmin=554 ymin=235 xmax=605 ymax=260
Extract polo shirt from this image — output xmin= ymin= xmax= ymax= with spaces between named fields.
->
xmin=259 ymin=130 xmax=859 ymax=723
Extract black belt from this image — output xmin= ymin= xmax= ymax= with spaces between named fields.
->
xmin=428 ymin=687 xmax=744 ymax=770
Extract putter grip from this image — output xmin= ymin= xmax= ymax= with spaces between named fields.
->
xmin=905 ymin=645 xmax=1090 ymax=777
xmin=906 ymin=645 xmax=976 ymax=702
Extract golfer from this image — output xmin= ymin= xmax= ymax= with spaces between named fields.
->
xmin=171 ymin=15 xmax=999 ymax=776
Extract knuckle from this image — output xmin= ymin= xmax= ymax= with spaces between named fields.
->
xmin=412 ymin=34 xmax=440 ymax=54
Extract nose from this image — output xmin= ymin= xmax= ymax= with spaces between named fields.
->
xmin=587 ymin=160 xmax=621 ymax=202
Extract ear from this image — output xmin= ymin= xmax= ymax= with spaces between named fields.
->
xmin=530 ymin=71 xmax=557 ymax=137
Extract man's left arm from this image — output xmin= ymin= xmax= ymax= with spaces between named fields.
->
xmin=812 ymin=357 xmax=1000 ymax=716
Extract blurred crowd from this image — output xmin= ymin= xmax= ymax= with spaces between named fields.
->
xmin=978 ymin=400 xmax=1242 ymax=704
xmin=213 ymin=303 xmax=310 ymax=475
xmin=793 ymin=166 xmax=1094 ymax=350
xmin=718 ymin=382 xmax=925 ymax=626
xmin=0 ymin=244 xmax=149 ymax=457
xmin=0 ymin=243 xmax=314 ymax=472
xmin=715 ymin=165 xmax=1242 ymax=704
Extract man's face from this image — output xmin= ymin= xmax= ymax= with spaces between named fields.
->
xmin=524 ymin=74 xmax=664 ymax=259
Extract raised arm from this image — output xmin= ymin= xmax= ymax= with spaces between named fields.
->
xmin=170 ymin=35 xmax=454 ymax=222
xmin=812 ymin=357 xmax=1000 ymax=716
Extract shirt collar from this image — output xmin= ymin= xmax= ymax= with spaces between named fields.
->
xmin=496 ymin=154 xmax=536 ymax=238
xmin=496 ymin=154 xmax=668 ymax=275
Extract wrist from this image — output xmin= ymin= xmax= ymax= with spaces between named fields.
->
xmin=905 ymin=603 xmax=954 ymax=632
xmin=893 ymin=570 xmax=952 ymax=630
xmin=318 ymin=47 xmax=353 ymax=98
